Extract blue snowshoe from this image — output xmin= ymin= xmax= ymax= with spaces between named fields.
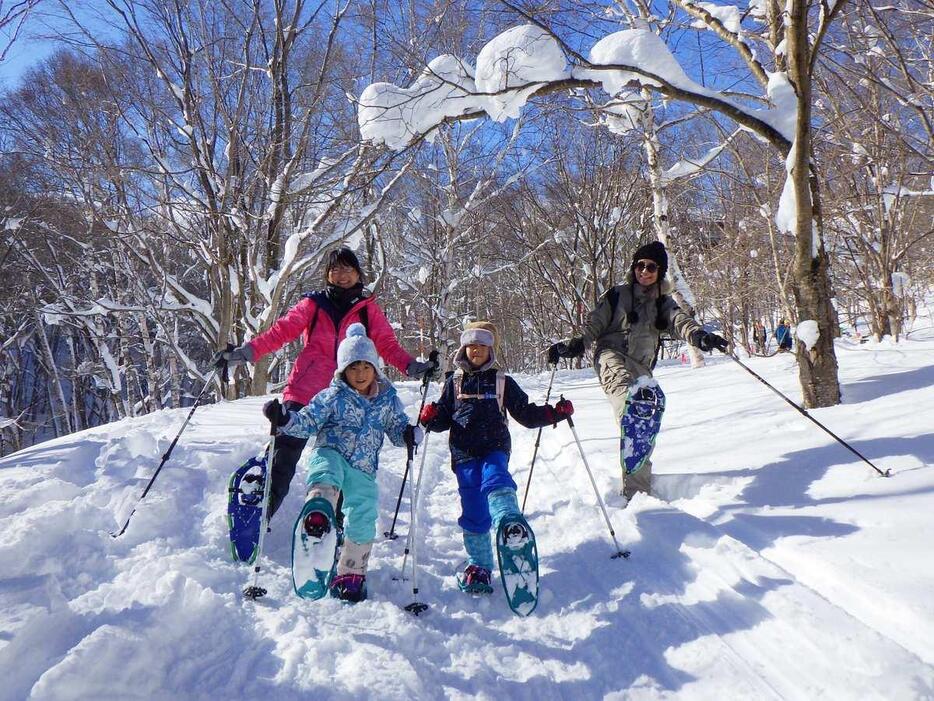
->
xmin=291 ymin=498 xmax=339 ymax=599
xmin=227 ymin=449 xmax=269 ymax=563
xmin=620 ymin=379 xmax=666 ymax=475
xmin=495 ymin=516 xmax=539 ymax=616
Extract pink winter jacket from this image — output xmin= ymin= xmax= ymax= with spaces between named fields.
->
xmin=247 ymin=292 xmax=413 ymax=406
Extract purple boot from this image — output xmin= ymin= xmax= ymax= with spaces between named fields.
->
xmin=330 ymin=573 xmax=367 ymax=603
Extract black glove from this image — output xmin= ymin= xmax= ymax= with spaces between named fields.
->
xmin=547 ymin=337 xmax=585 ymax=364
xmin=406 ymin=358 xmax=439 ymax=380
xmin=263 ymin=399 xmax=290 ymax=427
xmin=212 ymin=344 xmax=255 ymax=369
xmin=403 ymin=424 xmax=424 ymax=449
xmin=690 ymin=330 xmax=730 ymax=353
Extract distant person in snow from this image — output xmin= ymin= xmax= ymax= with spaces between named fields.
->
xmin=213 ymin=247 xmax=437 ymax=521
xmin=419 ymin=321 xmax=573 ymax=594
xmin=775 ymin=319 xmax=793 ymax=352
xmin=547 ymin=241 xmax=730 ymax=501
xmin=754 ymin=321 xmax=768 ymax=355
xmin=263 ymin=324 xmax=419 ymax=602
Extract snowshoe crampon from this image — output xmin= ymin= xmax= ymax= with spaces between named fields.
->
xmin=620 ymin=379 xmax=666 ymax=475
xmin=495 ymin=516 xmax=539 ymax=616
xmin=291 ymin=498 xmax=339 ymax=599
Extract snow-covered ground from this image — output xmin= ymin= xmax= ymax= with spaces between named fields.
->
xmin=2 ymin=322 xmax=934 ymax=700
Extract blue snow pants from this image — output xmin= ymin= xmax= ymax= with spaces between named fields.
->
xmin=455 ymin=451 xmax=517 ymax=533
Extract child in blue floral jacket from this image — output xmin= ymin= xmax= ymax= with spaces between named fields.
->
xmin=265 ymin=323 xmax=417 ymax=601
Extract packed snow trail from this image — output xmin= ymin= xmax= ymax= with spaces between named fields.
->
xmin=1 ymin=334 xmax=934 ymax=699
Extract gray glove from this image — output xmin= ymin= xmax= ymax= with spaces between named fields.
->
xmin=406 ymin=357 xmax=439 ymax=380
xmin=212 ymin=344 xmax=255 ymax=369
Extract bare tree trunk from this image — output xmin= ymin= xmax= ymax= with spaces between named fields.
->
xmin=33 ymin=308 xmax=72 ymax=435
xmin=787 ymin=0 xmax=841 ymax=407
xmin=138 ymin=312 xmax=163 ymax=411
xmin=639 ymin=91 xmax=706 ymax=368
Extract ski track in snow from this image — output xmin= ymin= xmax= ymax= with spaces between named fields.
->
xmin=2 ymin=332 xmax=934 ymax=700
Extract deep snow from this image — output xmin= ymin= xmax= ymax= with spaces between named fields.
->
xmin=2 ymin=323 xmax=934 ymax=700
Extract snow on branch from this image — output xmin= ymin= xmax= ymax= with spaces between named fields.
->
xmin=659 ymin=128 xmax=745 ymax=184
xmin=358 ymin=24 xmax=796 ymax=155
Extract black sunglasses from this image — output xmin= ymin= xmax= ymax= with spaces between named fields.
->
xmin=635 ymin=260 xmax=658 ymax=274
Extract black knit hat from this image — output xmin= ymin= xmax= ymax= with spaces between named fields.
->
xmin=631 ymin=240 xmax=668 ymax=280
xmin=628 ymin=240 xmax=669 ymax=330
xmin=323 ymin=246 xmax=364 ymax=283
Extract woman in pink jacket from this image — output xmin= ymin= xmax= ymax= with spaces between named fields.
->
xmin=216 ymin=247 xmax=436 ymax=520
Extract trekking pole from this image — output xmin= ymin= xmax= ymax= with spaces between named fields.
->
xmin=403 ymin=435 xmax=430 ymax=615
xmin=111 ymin=368 xmax=220 ymax=537
xmin=563 ymin=395 xmax=631 ymax=559
xmin=385 ymin=350 xmax=439 ymax=539
xmin=521 ymin=362 xmax=558 ymax=513
xmin=243 ymin=417 xmax=278 ymax=600
xmin=396 ymin=431 xmax=432 ymax=583
xmin=728 ymin=353 xmax=892 ymax=477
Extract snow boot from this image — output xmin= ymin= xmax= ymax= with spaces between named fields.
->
xmin=458 ymin=564 xmax=494 ymax=594
xmin=330 ymin=574 xmax=367 ymax=603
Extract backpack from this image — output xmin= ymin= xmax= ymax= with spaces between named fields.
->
xmin=452 ymin=367 xmax=507 ymax=419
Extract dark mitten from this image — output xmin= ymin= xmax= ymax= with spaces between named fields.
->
xmin=403 ymin=424 xmax=424 ymax=449
xmin=212 ymin=344 xmax=254 ymax=369
xmin=547 ymin=337 xmax=585 ymax=364
xmin=263 ymin=399 xmax=290 ymax=427
xmin=690 ymin=330 xmax=730 ymax=353
xmin=406 ymin=358 xmax=439 ymax=380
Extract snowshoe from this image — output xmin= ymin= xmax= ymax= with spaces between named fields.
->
xmin=227 ymin=448 xmax=269 ymax=563
xmin=291 ymin=497 xmax=339 ymax=599
xmin=495 ymin=515 xmax=539 ymax=616
xmin=620 ymin=378 xmax=666 ymax=475
xmin=457 ymin=564 xmax=494 ymax=595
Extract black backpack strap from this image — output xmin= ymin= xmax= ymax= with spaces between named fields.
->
xmin=358 ymin=303 xmax=369 ymax=335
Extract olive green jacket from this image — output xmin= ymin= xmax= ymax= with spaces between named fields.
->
xmin=580 ymin=274 xmax=702 ymax=374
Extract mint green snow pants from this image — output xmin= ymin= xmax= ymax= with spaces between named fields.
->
xmin=303 ymin=447 xmax=378 ymax=544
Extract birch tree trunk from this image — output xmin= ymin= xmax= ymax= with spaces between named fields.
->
xmin=787 ymin=0 xmax=841 ymax=407
xmin=33 ymin=308 xmax=72 ymax=435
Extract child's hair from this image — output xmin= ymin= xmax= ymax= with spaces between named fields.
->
xmin=341 ymin=360 xmax=376 ymax=384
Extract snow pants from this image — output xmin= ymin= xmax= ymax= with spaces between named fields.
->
xmin=455 ymin=452 xmax=520 ymax=570
xmin=594 ymin=348 xmax=653 ymax=499
xmin=304 ymin=447 xmax=378 ymax=545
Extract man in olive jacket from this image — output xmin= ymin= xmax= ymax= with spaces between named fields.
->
xmin=549 ymin=241 xmax=730 ymax=500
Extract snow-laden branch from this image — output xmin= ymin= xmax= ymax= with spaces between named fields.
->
xmin=357 ymin=25 xmax=796 ymax=156
xmin=659 ymin=128 xmax=745 ymax=185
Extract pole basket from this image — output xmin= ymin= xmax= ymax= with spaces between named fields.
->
xmin=383 ymin=530 xmax=400 ymax=540
xmin=612 ymin=549 xmax=632 ymax=560
xmin=405 ymin=601 xmax=429 ymax=616
xmin=243 ymin=585 xmax=267 ymax=600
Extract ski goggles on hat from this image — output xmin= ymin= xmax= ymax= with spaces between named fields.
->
xmin=460 ymin=328 xmax=494 ymax=347
xmin=635 ymin=260 xmax=659 ymax=273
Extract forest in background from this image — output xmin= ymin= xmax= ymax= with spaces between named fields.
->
xmin=1 ymin=0 xmax=931 ymax=454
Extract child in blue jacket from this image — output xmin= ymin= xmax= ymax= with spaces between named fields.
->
xmin=419 ymin=321 xmax=573 ymax=592
xmin=265 ymin=323 xmax=418 ymax=602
